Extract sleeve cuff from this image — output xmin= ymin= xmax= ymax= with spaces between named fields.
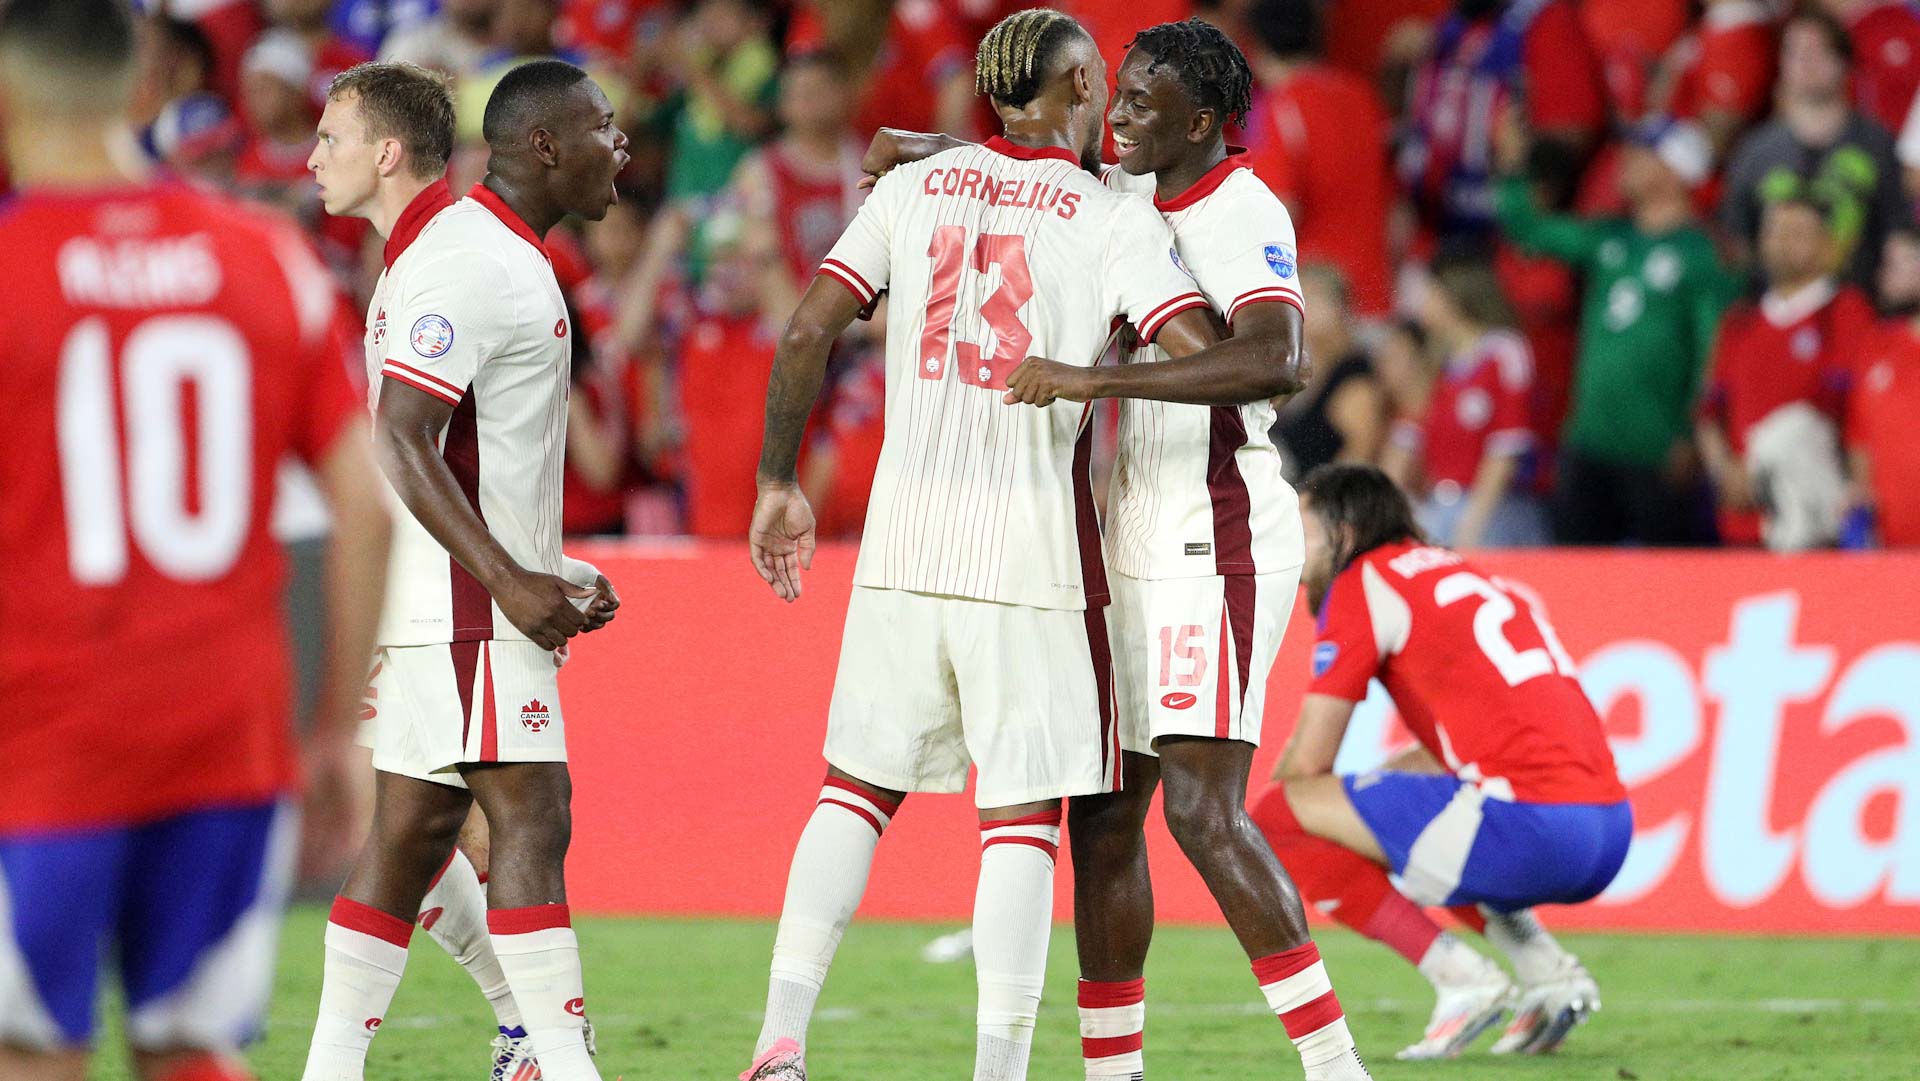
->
xmin=382 ymin=360 xmax=465 ymax=405
xmin=1226 ymin=288 xmax=1305 ymax=325
xmin=819 ymin=259 xmax=879 ymax=305
xmin=1137 ymin=291 xmax=1210 ymax=342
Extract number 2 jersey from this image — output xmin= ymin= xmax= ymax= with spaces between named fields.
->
xmin=818 ymin=137 xmax=1206 ymax=610
xmin=1101 ymin=155 xmax=1305 ymax=580
xmin=0 ymin=183 xmax=361 ymax=831
xmin=1310 ymin=541 xmax=1626 ymax=804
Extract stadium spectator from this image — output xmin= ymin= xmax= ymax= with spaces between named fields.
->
xmin=378 ymin=0 xmax=495 ymax=77
xmin=731 ymin=51 xmax=866 ymax=297
xmin=803 ymin=341 xmax=889 ymax=538
xmin=1386 ymin=253 xmax=1549 ymax=547
xmin=557 ymin=0 xmax=677 ymax=63
xmin=676 ymin=213 xmax=787 ymax=539
xmin=654 ymin=0 xmax=778 ymax=205
xmin=1399 ymin=0 xmax=1608 ymax=246
xmin=146 ymin=91 xmax=246 ymax=187
xmin=454 ymin=0 xmax=575 ymax=147
xmin=1494 ymin=137 xmax=1584 ymax=474
xmin=1497 ymin=115 xmax=1732 ymax=546
xmin=1243 ymin=0 xmax=1394 ymax=316
xmin=1274 ymin=263 xmax=1388 ymax=479
xmin=1579 ymin=0 xmax=1692 ymax=120
xmin=263 ymin=0 xmax=371 ymax=113
xmin=1848 ymin=228 xmax=1920 ymax=546
xmin=235 ymin=30 xmax=320 ymax=214
xmin=787 ymin=0 xmax=981 ymax=140
xmin=1697 ymin=196 xmax=1871 ymax=548
xmin=1648 ymin=0 xmax=1778 ymax=161
xmin=131 ymin=14 xmax=215 ymax=129
xmin=1819 ymin=0 xmax=1920 ymax=134
xmin=1721 ymin=11 xmax=1910 ymax=289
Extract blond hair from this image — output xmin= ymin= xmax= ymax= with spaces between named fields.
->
xmin=975 ymin=8 xmax=1084 ymax=109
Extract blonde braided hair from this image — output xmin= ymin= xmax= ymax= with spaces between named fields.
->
xmin=975 ymin=8 xmax=1083 ymax=109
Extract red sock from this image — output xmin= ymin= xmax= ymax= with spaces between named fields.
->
xmin=1250 ymin=783 xmax=1444 ymax=965
xmin=1448 ymin=904 xmax=1488 ymax=935
xmin=152 ymin=1054 xmax=255 ymax=1081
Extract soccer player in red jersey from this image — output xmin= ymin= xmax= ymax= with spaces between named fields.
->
xmin=1250 ymin=464 xmax=1631 ymax=1060
xmin=0 ymin=2 xmax=392 ymax=1079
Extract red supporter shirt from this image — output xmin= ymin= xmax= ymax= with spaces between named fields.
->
xmin=0 ymin=183 xmax=361 ymax=831
xmin=1311 ymin=541 xmax=1626 ymax=804
xmin=679 ymin=312 xmax=781 ymax=538
xmin=1418 ymin=329 xmax=1534 ymax=488
xmin=1523 ymin=2 xmax=1610 ymax=134
xmin=1699 ymin=281 xmax=1868 ymax=453
xmin=1849 ymin=322 xmax=1920 ymax=545
xmin=1246 ymin=64 xmax=1394 ymax=315
xmin=788 ymin=0 xmax=973 ymax=139
xmin=1581 ymin=0 xmax=1692 ymax=115
xmin=1848 ymin=0 xmax=1920 ymax=133
xmin=764 ymin=143 xmax=864 ymax=290
xmin=1667 ymin=1 xmax=1778 ymax=125
xmin=813 ymin=354 xmax=887 ymax=538
xmin=556 ymin=0 xmax=673 ymax=61
xmin=307 ymin=35 xmax=372 ymax=117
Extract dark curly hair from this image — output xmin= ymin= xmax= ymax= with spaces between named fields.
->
xmin=1125 ymin=18 xmax=1255 ymax=129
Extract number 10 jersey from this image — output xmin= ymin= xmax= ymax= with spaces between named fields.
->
xmin=817 ymin=137 xmax=1205 ymax=611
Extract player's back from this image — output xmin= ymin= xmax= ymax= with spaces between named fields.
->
xmin=822 ymin=138 xmax=1202 ymax=610
xmin=0 ymin=182 xmax=357 ymax=831
xmin=1335 ymin=541 xmax=1624 ymax=805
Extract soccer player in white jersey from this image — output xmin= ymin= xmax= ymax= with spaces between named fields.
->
xmin=301 ymin=60 xmax=553 ymax=1081
xmin=299 ymin=60 xmax=628 ymax=1081
xmin=867 ymin=18 xmax=1373 ymax=1081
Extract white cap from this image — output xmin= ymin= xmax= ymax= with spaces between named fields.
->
xmin=1634 ymin=117 xmax=1713 ymax=188
xmin=242 ymin=29 xmax=314 ymax=90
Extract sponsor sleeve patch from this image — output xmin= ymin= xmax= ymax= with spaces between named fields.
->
xmin=410 ymin=314 xmax=454 ymax=358
xmin=1312 ymin=641 xmax=1339 ymax=678
xmin=1264 ymin=243 xmax=1296 ymax=279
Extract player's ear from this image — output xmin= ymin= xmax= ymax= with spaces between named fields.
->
xmin=1189 ymin=106 xmax=1216 ymax=145
xmin=375 ymin=137 xmax=403 ymax=178
xmin=529 ymin=126 xmax=561 ymax=167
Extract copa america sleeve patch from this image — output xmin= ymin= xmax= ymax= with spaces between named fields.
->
xmin=1312 ymin=641 xmax=1339 ymax=678
xmin=1264 ymin=243 xmax=1297 ymax=279
xmin=410 ymin=314 xmax=455 ymax=358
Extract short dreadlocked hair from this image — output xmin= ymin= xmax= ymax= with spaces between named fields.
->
xmin=1125 ymin=18 xmax=1254 ymax=128
xmin=976 ymin=8 xmax=1087 ymax=110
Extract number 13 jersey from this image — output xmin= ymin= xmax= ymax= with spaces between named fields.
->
xmin=818 ymin=137 xmax=1205 ymax=611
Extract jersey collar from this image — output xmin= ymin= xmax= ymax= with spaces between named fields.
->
xmin=467 ymin=181 xmax=549 ymax=258
xmin=1153 ymin=147 xmax=1251 ymax=213
xmin=983 ymin=135 xmax=1081 ymax=166
xmin=383 ymin=178 xmax=454 ymax=268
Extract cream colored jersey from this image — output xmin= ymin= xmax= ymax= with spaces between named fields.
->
xmin=819 ymin=137 xmax=1206 ymax=610
xmin=363 ymin=183 xmax=571 ymax=646
xmin=1101 ymin=156 xmax=1306 ymax=579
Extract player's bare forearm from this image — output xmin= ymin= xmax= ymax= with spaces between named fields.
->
xmin=375 ymin=382 xmax=521 ymax=591
xmin=1013 ymin=303 xmax=1307 ymax=407
xmin=1271 ymin=694 xmax=1355 ymax=782
xmin=860 ymin=128 xmax=971 ymax=186
xmin=758 ymin=277 xmax=863 ymax=483
xmin=312 ymin=420 xmax=391 ymax=747
xmin=1383 ymin=744 xmax=1447 ymax=774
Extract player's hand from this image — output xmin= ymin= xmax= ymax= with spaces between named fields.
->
xmin=580 ymin=574 xmax=620 ymax=633
xmin=858 ymin=128 xmax=955 ymax=188
xmin=1004 ymin=357 xmax=1097 ymax=407
xmin=749 ymin=481 xmax=817 ymax=602
xmin=493 ymin=567 xmax=593 ymax=650
xmin=298 ymin=731 xmax=360 ymax=880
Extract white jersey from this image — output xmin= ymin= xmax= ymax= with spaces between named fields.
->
xmin=364 ymin=182 xmax=571 ymax=646
xmin=820 ymin=137 xmax=1206 ymax=610
xmin=1101 ymin=156 xmax=1306 ymax=580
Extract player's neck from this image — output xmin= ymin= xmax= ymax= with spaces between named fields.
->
xmin=481 ymin=173 xmax=562 ymax=238
xmin=370 ymin=175 xmax=438 ymax=239
xmin=1154 ymin=140 xmax=1230 ymax=204
xmin=5 ymin=119 xmax=130 ymax=190
xmin=999 ymin=110 xmax=1080 ymax=160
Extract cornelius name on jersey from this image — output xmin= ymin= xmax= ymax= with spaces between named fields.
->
xmin=919 ymin=163 xmax=1083 ymax=219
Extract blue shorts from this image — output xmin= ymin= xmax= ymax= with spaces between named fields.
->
xmin=1343 ymin=772 xmax=1631 ymax=913
xmin=0 ymin=800 xmax=295 ymax=1050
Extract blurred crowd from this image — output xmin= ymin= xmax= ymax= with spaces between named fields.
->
xmin=50 ymin=0 xmax=1920 ymax=550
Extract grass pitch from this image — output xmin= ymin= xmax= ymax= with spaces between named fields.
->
xmin=94 ymin=906 xmax=1920 ymax=1079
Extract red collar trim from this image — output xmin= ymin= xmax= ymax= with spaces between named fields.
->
xmin=983 ymin=135 xmax=1081 ymax=165
xmin=467 ymin=181 xmax=548 ymax=256
xmin=383 ymin=179 xmax=454 ymax=268
xmin=1153 ymin=147 xmax=1251 ymax=213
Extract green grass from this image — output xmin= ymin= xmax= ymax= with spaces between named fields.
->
xmin=93 ymin=906 xmax=1920 ymax=1080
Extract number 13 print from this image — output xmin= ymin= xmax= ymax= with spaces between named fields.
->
xmin=917 ymin=225 xmax=1034 ymax=391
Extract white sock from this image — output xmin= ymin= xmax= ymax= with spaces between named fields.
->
xmin=972 ymin=811 xmax=1061 ymax=1081
xmin=489 ymin=905 xmax=599 ymax=1081
xmin=1078 ymin=978 xmax=1145 ymax=1079
xmin=1253 ymin=942 xmax=1361 ymax=1071
xmin=419 ymin=848 xmax=522 ymax=1031
xmin=300 ymin=898 xmax=412 ymax=1081
xmin=1481 ymin=907 xmax=1573 ymax=984
xmin=1416 ymin=931 xmax=1501 ymax=989
xmin=756 ymin=778 xmax=900 ymax=1056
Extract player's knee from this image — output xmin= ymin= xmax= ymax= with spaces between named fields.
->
xmin=1161 ymin=787 xmax=1244 ymax=856
xmin=492 ymin=792 xmax=572 ymax=857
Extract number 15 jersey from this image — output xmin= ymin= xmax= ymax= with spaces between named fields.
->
xmin=818 ymin=137 xmax=1206 ymax=611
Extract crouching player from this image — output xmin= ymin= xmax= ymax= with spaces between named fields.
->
xmin=1250 ymin=464 xmax=1630 ymax=1060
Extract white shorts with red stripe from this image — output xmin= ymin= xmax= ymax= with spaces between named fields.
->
xmin=367 ymin=639 xmax=565 ymax=787
xmin=824 ymin=586 xmax=1120 ymax=808
xmin=1108 ymin=567 xmax=1301 ymax=754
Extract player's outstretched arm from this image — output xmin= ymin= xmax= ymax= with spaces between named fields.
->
xmin=858 ymin=128 xmax=971 ymax=188
xmin=375 ymin=382 xmax=593 ymax=649
xmin=1004 ymin=302 xmax=1308 ymax=407
xmin=751 ymin=277 xmax=864 ymax=601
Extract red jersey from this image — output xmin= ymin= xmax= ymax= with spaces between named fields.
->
xmin=1418 ymin=329 xmax=1534 ymax=488
xmin=0 ymin=184 xmax=360 ymax=831
xmin=1246 ymin=64 xmax=1394 ymax=315
xmin=306 ymin=35 xmax=372 ymax=116
xmin=1311 ymin=541 xmax=1626 ymax=804
xmin=788 ymin=0 xmax=973 ymax=138
xmin=1699 ymin=281 xmax=1868 ymax=453
xmin=1849 ymin=322 xmax=1920 ymax=546
xmin=1848 ymin=0 xmax=1920 ymax=133
xmin=763 ymin=142 xmax=864 ymax=290
xmin=814 ymin=353 xmax=887 ymax=538
xmin=1666 ymin=1 xmax=1778 ymax=126
xmin=678 ymin=312 xmax=780 ymax=538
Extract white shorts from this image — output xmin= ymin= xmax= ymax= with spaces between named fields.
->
xmin=1109 ymin=567 xmax=1302 ymax=755
xmin=824 ymin=587 xmax=1119 ymax=808
xmin=367 ymin=639 xmax=566 ymax=788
